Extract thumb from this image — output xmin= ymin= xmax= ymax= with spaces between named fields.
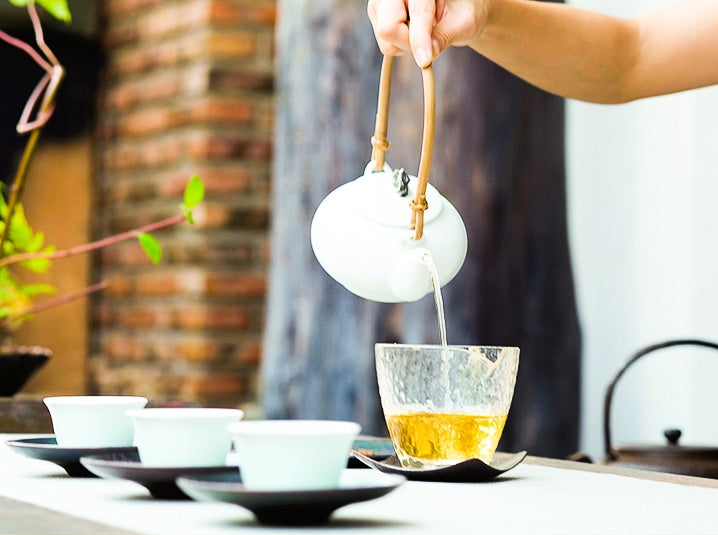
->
xmin=408 ymin=2 xmax=436 ymax=67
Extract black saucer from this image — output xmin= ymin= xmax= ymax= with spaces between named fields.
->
xmin=80 ymin=451 xmax=238 ymax=500
xmin=348 ymin=437 xmax=395 ymax=468
xmin=176 ymin=469 xmax=405 ymax=526
xmin=5 ymin=436 xmax=137 ymax=477
xmin=351 ymin=450 xmax=527 ymax=482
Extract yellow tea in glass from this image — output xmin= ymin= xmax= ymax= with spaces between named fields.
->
xmin=386 ymin=412 xmax=508 ymax=466
xmin=375 ymin=344 xmax=519 ymax=468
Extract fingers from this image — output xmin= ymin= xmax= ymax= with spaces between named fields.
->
xmin=368 ymin=0 xmax=461 ymax=68
xmin=368 ymin=0 xmax=412 ymax=56
xmin=432 ymin=0 xmax=483 ymax=52
xmin=407 ymin=1 xmax=437 ymax=67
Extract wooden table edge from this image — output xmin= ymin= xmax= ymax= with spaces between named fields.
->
xmin=524 ymin=455 xmax=718 ymax=489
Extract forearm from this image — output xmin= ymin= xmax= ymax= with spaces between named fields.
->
xmin=473 ymin=0 xmax=640 ymax=103
xmin=369 ymin=0 xmax=718 ymax=102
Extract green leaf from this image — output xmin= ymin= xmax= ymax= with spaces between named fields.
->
xmin=9 ymin=0 xmax=72 ymax=22
xmin=182 ymin=205 xmax=195 ymax=225
xmin=27 ymin=230 xmax=45 ymax=252
xmin=39 ymin=0 xmax=71 ymax=21
xmin=0 ymin=192 xmax=8 ymax=219
xmin=8 ymin=204 xmax=34 ymax=251
xmin=138 ymin=233 xmax=162 ymax=265
xmin=19 ymin=283 xmax=55 ymax=297
xmin=2 ymin=242 xmax=16 ymax=258
xmin=21 ymin=245 xmax=54 ymax=273
xmin=183 ymin=175 xmax=205 ymax=210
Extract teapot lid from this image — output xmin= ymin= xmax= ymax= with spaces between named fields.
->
xmin=349 ymin=162 xmax=443 ymax=228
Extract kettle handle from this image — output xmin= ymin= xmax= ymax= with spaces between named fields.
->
xmin=370 ymin=55 xmax=436 ymax=241
xmin=603 ymin=338 xmax=718 ymax=461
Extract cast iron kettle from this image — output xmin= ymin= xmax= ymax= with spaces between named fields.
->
xmin=602 ymin=339 xmax=718 ymax=479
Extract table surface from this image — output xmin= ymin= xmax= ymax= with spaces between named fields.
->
xmin=1 ymin=433 xmax=717 ymax=535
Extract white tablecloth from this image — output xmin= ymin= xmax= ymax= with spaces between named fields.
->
xmin=0 ymin=434 xmax=717 ymax=534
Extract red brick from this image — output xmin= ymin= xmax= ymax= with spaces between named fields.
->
xmin=100 ymin=333 xmax=146 ymax=361
xmin=209 ymin=69 xmax=274 ymax=91
xmin=116 ymin=306 xmax=163 ymax=329
xmin=175 ymin=338 xmax=222 ymax=362
xmin=117 ymin=100 xmax=254 ymax=137
xmin=181 ymin=372 xmax=246 ymax=398
xmin=190 ymin=98 xmax=253 ymax=125
xmin=231 ymin=338 xmax=262 ymax=365
xmin=206 ymin=32 xmax=256 ymax=57
xmin=160 ymin=233 xmax=260 ymax=265
xmin=134 ymin=273 xmax=180 ymax=296
xmin=106 ymin=66 xmax=210 ymax=109
xmin=186 ymin=203 xmax=233 ymax=229
xmin=174 ymin=305 xmax=250 ymax=330
xmin=104 ymin=275 xmax=135 ymax=297
xmin=186 ymin=134 xmax=272 ymax=161
xmin=135 ymin=1 xmax=211 ymax=41
xmin=135 ymin=269 xmax=212 ymax=297
xmin=206 ymin=272 xmax=266 ymax=298
xmin=94 ymin=303 xmax=115 ymax=326
xmin=98 ymin=240 xmax=155 ymax=267
xmin=210 ymin=0 xmax=277 ymax=27
xmin=100 ymin=177 xmax=157 ymax=204
xmin=107 ymin=31 xmax=258 ymax=78
xmin=102 ymin=22 xmax=139 ymax=49
xmin=103 ymin=0 xmax=164 ymax=18
xmin=159 ymin=167 xmax=252 ymax=197
xmin=94 ymin=0 xmax=274 ymax=411
xmin=120 ymin=107 xmax=180 ymax=137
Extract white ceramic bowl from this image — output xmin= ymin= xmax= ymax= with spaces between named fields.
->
xmin=43 ymin=395 xmax=148 ymax=448
xmin=128 ymin=407 xmax=243 ymax=467
xmin=228 ymin=419 xmax=361 ymax=490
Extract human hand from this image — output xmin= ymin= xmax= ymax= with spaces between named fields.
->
xmin=367 ymin=0 xmax=487 ymax=67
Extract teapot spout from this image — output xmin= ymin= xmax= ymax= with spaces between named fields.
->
xmin=390 ymin=247 xmax=433 ymax=302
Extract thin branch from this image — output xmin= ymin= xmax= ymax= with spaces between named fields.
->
xmin=0 ymin=29 xmax=53 ymax=72
xmin=0 ymin=281 xmax=108 ymax=329
xmin=28 ymin=1 xmax=59 ymax=66
xmin=0 ymin=214 xmax=188 ymax=269
xmin=15 ymin=70 xmax=55 ymax=133
xmin=0 ymin=3 xmax=65 ymax=253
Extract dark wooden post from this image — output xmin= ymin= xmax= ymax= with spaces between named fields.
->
xmin=265 ymin=0 xmax=581 ymax=458
xmin=262 ymin=0 xmax=392 ymax=435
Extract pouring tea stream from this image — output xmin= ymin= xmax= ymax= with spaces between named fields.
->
xmin=310 ymin=57 xmax=467 ymax=304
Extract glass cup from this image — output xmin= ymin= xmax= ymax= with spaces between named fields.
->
xmin=375 ymin=344 xmax=519 ymax=468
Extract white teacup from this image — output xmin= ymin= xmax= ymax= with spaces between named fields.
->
xmin=228 ymin=419 xmax=361 ymax=490
xmin=43 ymin=396 xmax=148 ymax=448
xmin=128 ymin=407 xmax=243 ymax=467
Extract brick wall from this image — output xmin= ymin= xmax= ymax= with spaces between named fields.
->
xmin=93 ymin=0 xmax=275 ymax=410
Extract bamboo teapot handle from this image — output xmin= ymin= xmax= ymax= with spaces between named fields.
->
xmin=370 ymin=55 xmax=436 ymax=241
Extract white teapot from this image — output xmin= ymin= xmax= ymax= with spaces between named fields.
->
xmin=310 ymin=59 xmax=467 ymax=303
xmin=311 ymin=161 xmax=467 ymax=302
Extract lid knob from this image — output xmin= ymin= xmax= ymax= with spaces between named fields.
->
xmin=663 ymin=428 xmax=682 ymax=445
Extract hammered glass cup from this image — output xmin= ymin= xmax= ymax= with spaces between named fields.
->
xmin=375 ymin=344 xmax=519 ymax=468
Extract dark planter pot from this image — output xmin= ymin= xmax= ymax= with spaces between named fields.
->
xmin=0 ymin=346 xmax=52 ymax=397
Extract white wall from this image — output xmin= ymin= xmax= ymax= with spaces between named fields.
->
xmin=567 ymin=0 xmax=718 ymax=459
